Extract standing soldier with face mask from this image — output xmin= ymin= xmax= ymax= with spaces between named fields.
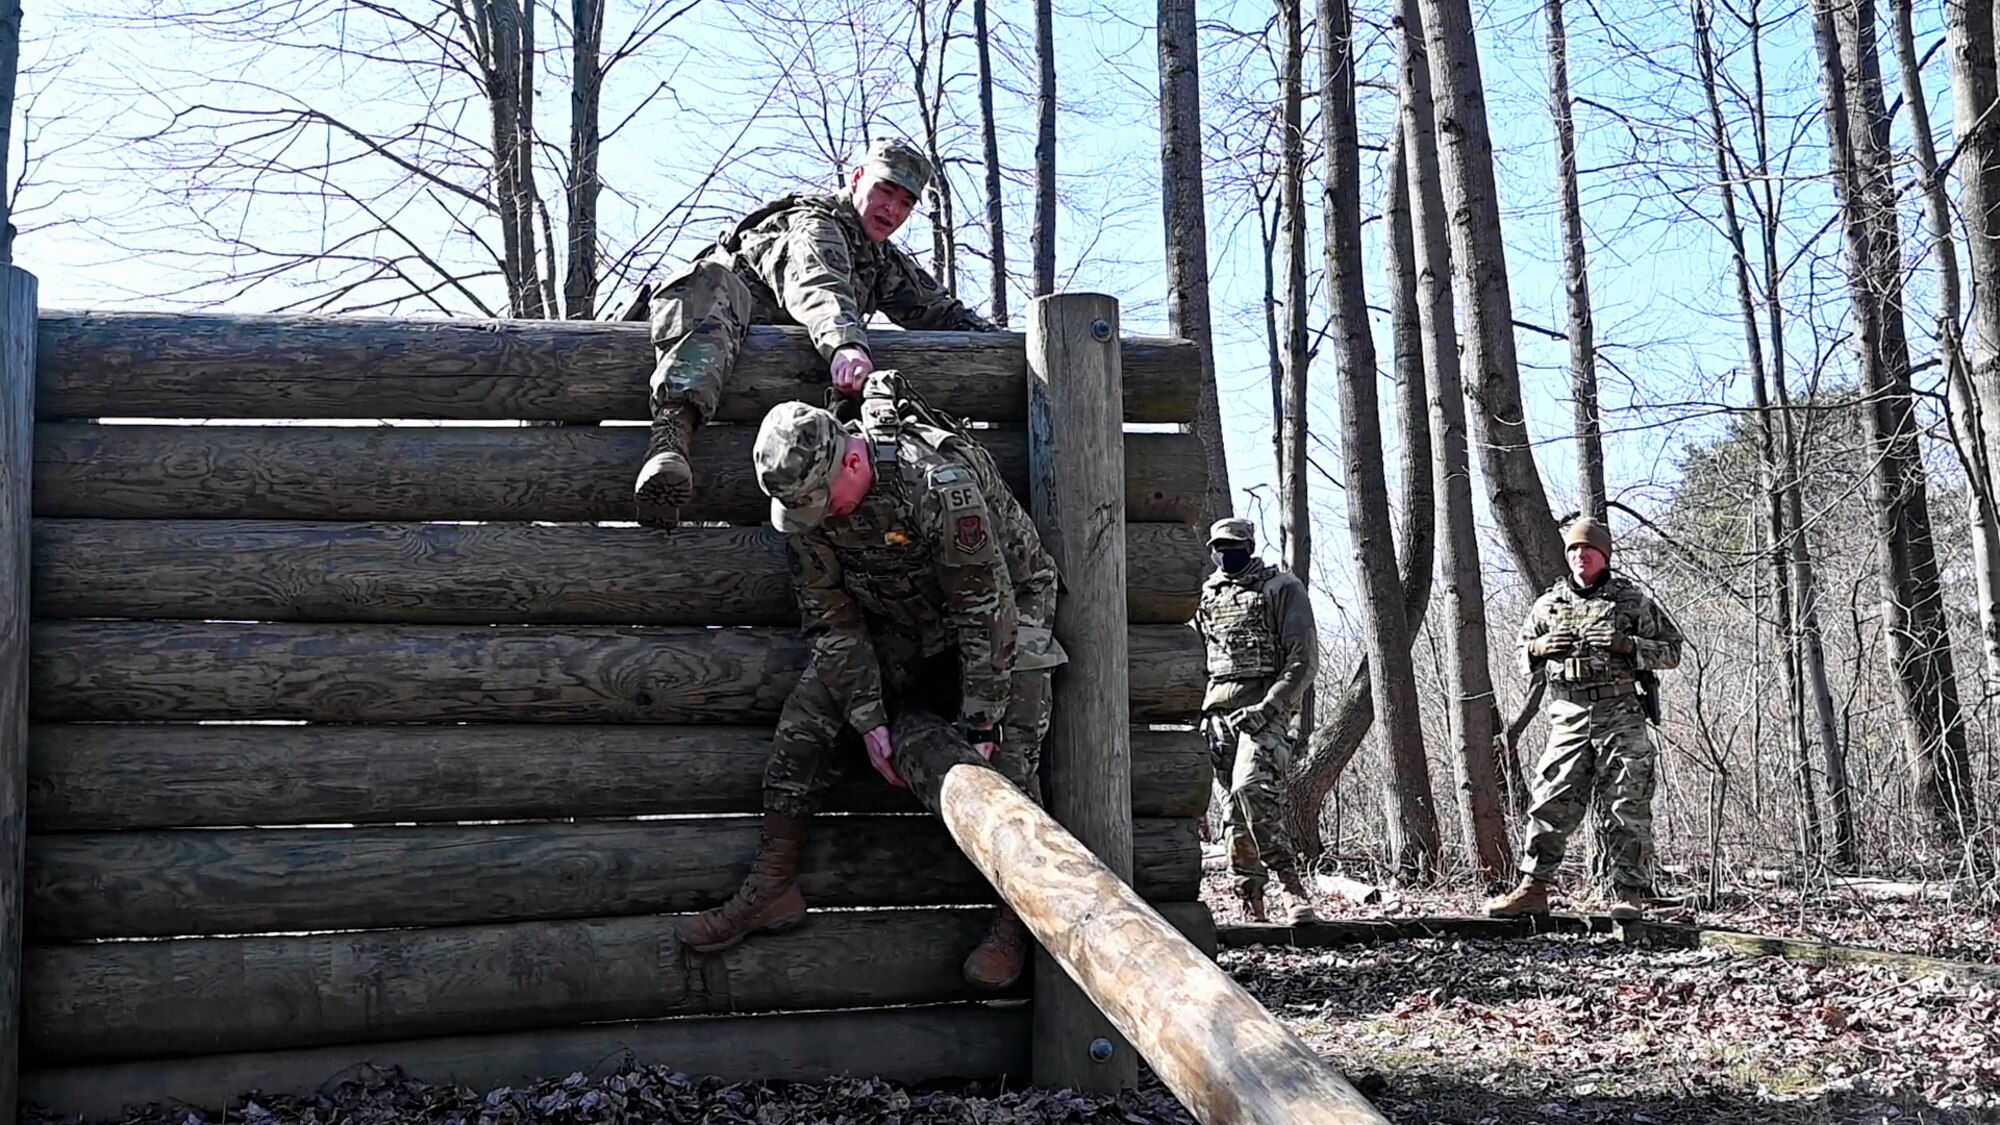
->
xmin=624 ymin=138 xmax=999 ymax=526
xmin=1191 ymin=518 xmax=1320 ymax=924
xmin=1487 ymin=517 xmax=1683 ymax=921
xmin=681 ymin=372 xmax=1063 ymax=991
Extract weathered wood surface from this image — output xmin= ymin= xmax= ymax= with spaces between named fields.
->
xmin=1692 ymin=929 xmax=2000 ymax=987
xmin=29 ymin=621 xmax=1204 ymax=725
xmin=35 ymin=312 xmax=1200 ymax=424
xmin=1 ymin=265 xmax=38 ymax=1125
xmin=24 ymin=1004 xmax=1030 ymax=1123
xmin=31 ymin=520 xmax=1204 ymax=626
xmin=27 ymin=901 xmax=1214 ymax=1065
xmin=28 ymin=724 xmax=1209 ymax=830
xmin=887 ymin=715 xmax=1389 ymax=1125
xmin=32 ymin=423 xmax=1205 ymax=525
xmin=27 ymin=817 xmax=1200 ymax=940
xmin=1026 ymin=293 xmax=1134 ymax=1092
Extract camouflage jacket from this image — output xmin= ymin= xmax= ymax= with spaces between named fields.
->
xmin=1517 ymin=572 xmax=1683 ymax=686
xmin=788 ymin=381 xmax=1060 ymax=735
xmin=1190 ymin=560 xmax=1318 ymax=715
xmin=696 ymin=193 xmax=997 ymax=360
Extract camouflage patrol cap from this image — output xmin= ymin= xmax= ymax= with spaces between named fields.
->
xmin=1564 ymin=516 xmax=1614 ymax=558
xmin=1207 ymin=517 xmax=1257 ymax=546
xmin=858 ymin=137 xmax=932 ymax=201
xmin=754 ymin=401 xmax=848 ymax=532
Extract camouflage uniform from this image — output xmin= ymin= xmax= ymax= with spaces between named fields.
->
xmin=1191 ymin=520 xmax=1319 ymax=902
xmin=636 ymin=141 xmax=998 ymax=426
xmin=1516 ymin=571 xmax=1683 ymax=891
xmin=757 ymin=375 xmax=1064 ymax=818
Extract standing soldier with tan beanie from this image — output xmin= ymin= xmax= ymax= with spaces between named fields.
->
xmin=1487 ymin=516 xmax=1683 ymax=921
xmin=623 ymin=138 xmax=999 ymax=526
xmin=1191 ymin=518 xmax=1320 ymax=924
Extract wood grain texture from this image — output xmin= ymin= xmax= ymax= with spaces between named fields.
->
xmin=31 ymin=423 xmax=1205 ymax=525
xmin=29 ymin=621 xmax=1203 ymax=725
xmin=26 ymin=817 xmax=1201 ymax=940
xmin=35 ymin=312 xmax=1198 ymax=424
xmin=30 ymin=520 xmax=1204 ymax=626
xmin=1027 ymin=293 xmax=1135 ymax=1091
xmin=23 ymin=1004 xmax=1030 ymax=1122
xmin=26 ymin=901 xmax=1216 ymax=1065
xmin=26 ymin=723 xmax=1209 ymax=830
xmin=0 ymin=266 xmax=38 ymax=1125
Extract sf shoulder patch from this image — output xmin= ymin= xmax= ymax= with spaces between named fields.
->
xmin=930 ymin=461 xmax=994 ymax=562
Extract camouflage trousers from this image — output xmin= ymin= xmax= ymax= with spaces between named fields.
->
xmin=1520 ymin=692 xmax=1657 ymax=890
xmin=1201 ymin=710 xmax=1301 ymax=897
xmin=646 ymin=257 xmax=756 ymax=423
xmin=765 ymin=636 xmax=1054 ymax=818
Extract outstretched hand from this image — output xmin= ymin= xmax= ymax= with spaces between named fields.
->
xmin=863 ymin=724 xmax=906 ymax=788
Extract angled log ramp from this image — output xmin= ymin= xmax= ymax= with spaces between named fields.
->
xmin=26 ymin=724 xmax=1211 ymax=830
xmin=30 ymin=520 xmax=1205 ymax=626
xmin=29 ymin=620 xmax=1204 ymax=725
xmin=24 ymin=1004 xmax=1031 ymax=1124
xmin=26 ymin=903 xmax=1214 ymax=1065
xmin=34 ymin=313 xmax=1200 ymax=424
xmin=33 ymin=423 xmax=1206 ymax=526
xmin=890 ymin=713 xmax=1388 ymax=1125
xmin=26 ymin=817 xmax=1200 ymax=941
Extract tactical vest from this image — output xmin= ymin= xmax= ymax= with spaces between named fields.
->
xmin=1546 ymin=586 xmax=1634 ymax=689
xmin=1202 ymin=573 xmax=1279 ymax=681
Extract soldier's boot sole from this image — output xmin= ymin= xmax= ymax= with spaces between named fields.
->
xmin=634 ymin=451 xmax=694 ymax=527
xmin=682 ymin=882 xmax=807 ymax=954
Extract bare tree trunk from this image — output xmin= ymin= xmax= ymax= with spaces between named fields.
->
xmin=1279 ymin=0 xmax=1310 ymax=586
xmin=1416 ymin=0 xmax=1563 ymax=592
xmin=1158 ymin=0 xmax=1234 ymax=524
xmin=914 ymin=0 xmax=962 ymax=293
xmin=0 ymin=0 xmax=19 ymax=264
xmin=1749 ymin=0 xmax=1854 ymax=867
xmin=1400 ymin=0 xmax=1505 ymax=882
xmin=1948 ymin=2 xmax=2000 ymax=685
xmin=1032 ymin=0 xmax=1056 ymax=296
xmin=976 ymin=0 xmax=1007 ymax=325
xmin=1325 ymin=0 xmax=1440 ymax=881
xmin=1545 ymin=0 xmax=1603 ymax=520
xmin=563 ymin=0 xmax=604 ymax=319
xmin=463 ymin=0 xmax=547 ymax=317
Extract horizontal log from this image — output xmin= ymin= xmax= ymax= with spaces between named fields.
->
xmin=31 ymin=520 xmax=1204 ymax=626
xmin=32 ymin=422 xmax=1204 ymax=525
xmin=30 ymin=621 xmax=1204 ymax=725
xmin=24 ymin=1004 xmax=1030 ymax=1123
xmin=27 ymin=724 xmax=1210 ymax=830
xmin=36 ymin=312 xmax=1199 ymax=424
xmin=27 ymin=817 xmax=1201 ymax=940
xmin=27 ymin=901 xmax=1215 ymax=1064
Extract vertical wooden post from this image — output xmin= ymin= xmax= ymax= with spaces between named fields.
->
xmin=1026 ymin=291 xmax=1135 ymax=1092
xmin=0 ymin=265 xmax=35 ymax=1125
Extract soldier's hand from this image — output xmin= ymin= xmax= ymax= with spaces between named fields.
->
xmin=863 ymin=725 xmax=907 ymax=789
xmin=962 ymin=722 xmax=999 ymax=762
xmin=1583 ymin=621 xmax=1636 ymax=655
xmin=830 ymin=345 xmax=875 ymax=395
xmin=1531 ymin=631 xmax=1577 ymax=658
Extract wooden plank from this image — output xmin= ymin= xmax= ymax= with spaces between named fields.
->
xmin=27 ymin=724 xmax=1210 ymax=830
xmin=26 ymin=900 xmax=1216 ymax=1066
xmin=1216 ymin=915 xmax=1606 ymax=949
xmin=888 ymin=714 xmax=1389 ymax=1124
xmin=29 ymin=621 xmax=1203 ymax=725
xmin=32 ymin=422 xmax=1205 ymax=525
xmin=1 ymin=264 xmax=38 ymax=1125
xmin=26 ymin=817 xmax=1201 ymax=940
xmin=31 ymin=520 xmax=1204 ymax=626
xmin=35 ymin=312 xmax=1199 ymax=424
xmin=1026 ymin=293 xmax=1133 ymax=1092
xmin=1692 ymin=929 xmax=2000 ymax=987
xmin=23 ymin=1004 xmax=1030 ymax=1123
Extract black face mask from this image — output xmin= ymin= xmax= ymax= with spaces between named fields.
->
xmin=1213 ymin=547 xmax=1254 ymax=574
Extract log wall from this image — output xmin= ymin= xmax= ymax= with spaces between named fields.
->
xmin=17 ymin=312 xmax=1215 ymax=1120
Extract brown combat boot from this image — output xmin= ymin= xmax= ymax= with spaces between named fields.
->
xmin=682 ymin=813 xmax=809 ymax=952
xmin=635 ymin=405 xmax=696 ymax=526
xmin=1608 ymin=885 xmax=1646 ymax=922
xmin=1276 ymin=870 xmax=1322 ymax=925
xmin=963 ymin=908 xmax=1031 ymax=990
xmin=1483 ymin=876 xmax=1553 ymax=918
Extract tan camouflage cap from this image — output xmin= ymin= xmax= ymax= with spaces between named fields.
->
xmin=1564 ymin=516 xmax=1613 ymax=558
xmin=858 ymin=137 xmax=932 ymax=201
xmin=754 ymin=401 xmax=848 ymax=532
xmin=1207 ymin=517 xmax=1256 ymax=546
